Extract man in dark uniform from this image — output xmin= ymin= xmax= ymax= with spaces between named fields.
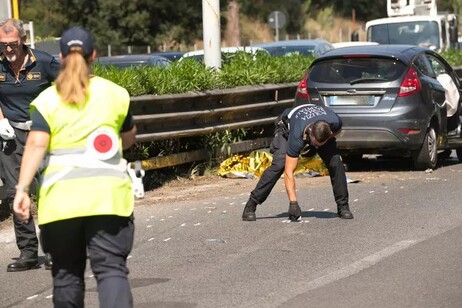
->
xmin=0 ymin=18 xmax=60 ymax=271
xmin=242 ymin=104 xmax=353 ymax=221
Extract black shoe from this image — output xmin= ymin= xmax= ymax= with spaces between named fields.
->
xmin=44 ymin=253 xmax=52 ymax=270
xmin=242 ymin=199 xmax=257 ymax=221
xmin=338 ymin=204 xmax=354 ymax=219
xmin=7 ymin=256 xmax=39 ymax=272
xmin=288 ymin=201 xmax=302 ymax=222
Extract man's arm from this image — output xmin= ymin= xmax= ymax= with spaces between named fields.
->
xmin=284 ymin=155 xmax=299 ymax=202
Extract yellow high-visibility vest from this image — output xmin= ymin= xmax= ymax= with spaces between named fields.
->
xmin=31 ymin=76 xmax=134 ymax=225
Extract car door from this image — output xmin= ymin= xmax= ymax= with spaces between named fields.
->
xmin=425 ymin=52 xmax=462 ymax=136
xmin=413 ymin=52 xmax=447 ymax=136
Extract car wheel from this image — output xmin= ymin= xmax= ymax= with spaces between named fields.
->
xmin=456 ymin=148 xmax=462 ymax=162
xmin=412 ymin=126 xmax=437 ymax=170
xmin=342 ymin=154 xmax=363 ymax=171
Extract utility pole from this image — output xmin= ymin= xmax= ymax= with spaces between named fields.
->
xmin=202 ymin=0 xmax=221 ymax=69
xmin=12 ymin=0 xmax=19 ymax=18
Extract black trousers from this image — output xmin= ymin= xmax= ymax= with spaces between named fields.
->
xmin=0 ymin=127 xmax=39 ymax=259
xmin=40 ymin=215 xmax=135 ymax=308
xmin=249 ymin=125 xmax=349 ymax=207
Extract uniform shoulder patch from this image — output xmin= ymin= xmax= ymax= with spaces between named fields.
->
xmin=26 ymin=72 xmax=41 ymax=80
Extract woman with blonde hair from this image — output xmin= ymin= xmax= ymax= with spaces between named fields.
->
xmin=13 ymin=27 xmax=137 ymax=308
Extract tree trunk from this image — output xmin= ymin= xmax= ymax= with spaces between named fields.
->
xmin=224 ymin=0 xmax=240 ymax=47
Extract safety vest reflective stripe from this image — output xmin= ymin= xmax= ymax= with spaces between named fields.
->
xmin=49 ymin=148 xmax=86 ymax=155
xmin=42 ymin=153 xmax=128 ymax=188
xmin=46 ymin=154 xmax=126 ymax=171
xmin=42 ymin=167 xmax=129 ymax=188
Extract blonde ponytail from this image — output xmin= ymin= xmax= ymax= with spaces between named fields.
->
xmin=55 ymin=51 xmax=90 ymax=104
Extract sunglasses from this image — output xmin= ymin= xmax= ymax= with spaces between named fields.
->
xmin=0 ymin=41 xmax=21 ymax=51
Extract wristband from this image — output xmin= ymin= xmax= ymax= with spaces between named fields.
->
xmin=15 ymin=184 xmax=29 ymax=193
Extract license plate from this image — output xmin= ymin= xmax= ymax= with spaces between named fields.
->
xmin=328 ymin=96 xmax=375 ymax=106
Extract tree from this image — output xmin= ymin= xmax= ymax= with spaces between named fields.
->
xmin=224 ymin=0 xmax=241 ymax=46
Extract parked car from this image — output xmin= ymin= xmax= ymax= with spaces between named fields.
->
xmin=252 ymin=39 xmax=334 ymax=57
xmin=294 ymin=44 xmax=462 ymax=170
xmin=179 ymin=46 xmax=269 ymax=62
xmin=150 ymin=51 xmax=185 ymax=62
xmin=95 ymin=54 xmax=171 ymax=69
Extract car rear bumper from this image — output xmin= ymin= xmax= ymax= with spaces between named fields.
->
xmin=337 ymin=128 xmax=421 ymax=151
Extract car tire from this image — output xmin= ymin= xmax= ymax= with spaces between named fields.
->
xmin=342 ymin=154 xmax=363 ymax=171
xmin=412 ymin=126 xmax=437 ymax=170
xmin=456 ymin=148 xmax=462 ymax=162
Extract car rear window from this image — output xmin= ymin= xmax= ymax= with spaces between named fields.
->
xmin=309 ymin=58 xmax=407 ymax=84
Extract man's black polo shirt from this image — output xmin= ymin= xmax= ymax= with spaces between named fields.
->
xmin=0 ymin=46 xmax=60 ymax=122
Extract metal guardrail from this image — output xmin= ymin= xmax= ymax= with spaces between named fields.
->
xmin=130 ymin=83 xmax=297 ymax=170
xmin=131 ymin=83 xmax=297 ymax=143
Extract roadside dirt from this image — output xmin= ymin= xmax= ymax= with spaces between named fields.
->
xmin=136 ymin=168 xmax=401 ymax=207
xmin=0 ymin=154 xmax=428 ymax=231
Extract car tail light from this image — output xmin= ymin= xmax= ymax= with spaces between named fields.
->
xmin=296 ymin=72 xmax=309 ymax=99
xmin=398 ymin=68 xmax=421 ymax=97
xmin=399 ymin=128 xmax=421 ymax=135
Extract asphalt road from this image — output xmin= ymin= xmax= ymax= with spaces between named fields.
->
xmin=1 ymin=155 xmax=462 ymax=307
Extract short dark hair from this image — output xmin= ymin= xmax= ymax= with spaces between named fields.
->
xmin=310 ymin=120 xmax=332 ymax=143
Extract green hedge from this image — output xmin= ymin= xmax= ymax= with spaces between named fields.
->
xmin=92 ymin=52 xmax=314 ymax=96
xmin=93 ymin=50 xmax=462 ymax=97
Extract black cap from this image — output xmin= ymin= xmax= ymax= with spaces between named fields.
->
xmin=60 ymin=27 xmax=94 ymax=57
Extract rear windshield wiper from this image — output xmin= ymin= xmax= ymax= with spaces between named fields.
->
xmin=350 ymin=77 xmax=388 ymax=85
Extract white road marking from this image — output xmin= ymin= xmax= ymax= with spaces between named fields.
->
xmin=27 ymin=295 xmax=38 ymax=300
xmin=300 ymin=240 xmax=417 ymax=291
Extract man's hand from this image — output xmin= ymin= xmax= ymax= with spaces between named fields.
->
xmin=288 ymin=201 xmax=302 ymax=221
xmin=0 ymin=119 xmax=15 ymax=140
